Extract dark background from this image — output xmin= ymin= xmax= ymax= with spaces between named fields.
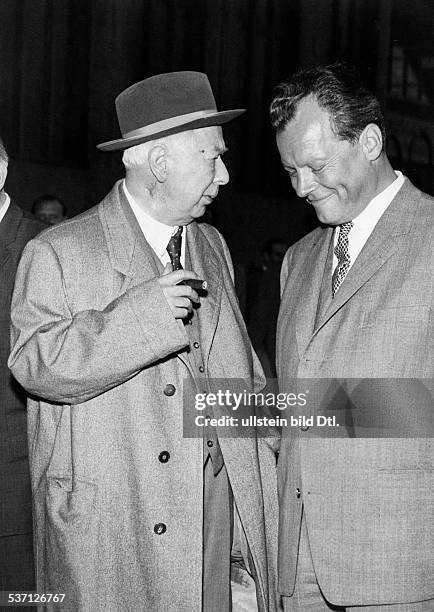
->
xmin=0 ymin=0 xmax=433 ymax=266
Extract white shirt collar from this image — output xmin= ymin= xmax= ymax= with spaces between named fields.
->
xmin=122 ymin=180 xmax=185 ymax=265
xmin=351 ymin=170 xmax=405 ymax=233
xmin=333 ymin=171 xmax=405 ymax=274
xmin=0 ymin=192 xmax=10 ymax=225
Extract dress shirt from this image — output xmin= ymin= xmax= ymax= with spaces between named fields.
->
xmin=0 ymin=192 xmax=10 ymax=225
xmin=332 ymin=171 xmax=405 ymax=274
xmin=122 ymin=180 xmax=186 ymax=267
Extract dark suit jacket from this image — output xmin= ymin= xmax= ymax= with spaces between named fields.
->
xmin=0 ymin=198 xmax=45 ymax=537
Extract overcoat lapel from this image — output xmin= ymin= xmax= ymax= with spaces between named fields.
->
xmin=315 ymin=179 xmax=418 ymax=334
xmin=186 ymin=222 xmax=222 ymax=360
xmin=99 ymin=180 xmax=161 ymax=291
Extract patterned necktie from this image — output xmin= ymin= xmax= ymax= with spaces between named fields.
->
xmin=166 ymin=226 xmax=183 ymax=270
xmin=332 ymin=221 xmax=353 ymax=296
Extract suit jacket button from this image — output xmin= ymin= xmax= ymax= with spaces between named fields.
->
xmin=164 ymin=384 xmax=176 ymax=396
xmin=300 ymin=424 xmax=309 ymax=431
xmin=296 ymin=488 xmax=301 ymax=499
xmin=199 ymin=366 xmax=205 ymax=373
xmin=158 ymin=451 xmax=170 ymax=463
xmin=193 ymin=341 xmax=200 ymax=349
xmin=154 ymin=523 xmax=166 ymax=535
xmin=207 ymin=440 xmax=214 ymax=448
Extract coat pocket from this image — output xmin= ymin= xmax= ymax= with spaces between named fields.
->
xmin=42 ymin=477 xmax=98 ymax=607
xmin=46 ymin=476 xmax=97 ymax=533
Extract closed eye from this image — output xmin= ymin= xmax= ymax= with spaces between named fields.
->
xmin=285 ymin=168 xmax=297 ymax=177
xmin=312 ymin=166 xmax=325 ymax=175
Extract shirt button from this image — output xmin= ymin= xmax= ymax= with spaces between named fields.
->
xmin=158 ymin=451 xmax=170 ymax=463
xmin=164 ymin=384 xmax=176 ymax=396
xmin=154 ymin=523 xmax=166 ymax=535
xmin=199 ymin=366 xmax=205 ymax=373
xmin=207 ymin=440 xmax=214 ymax=448
xmin=296 ymin=487 xmax=301 ymax=499
xmin=193 ymin=342 xmax=200 ymax=349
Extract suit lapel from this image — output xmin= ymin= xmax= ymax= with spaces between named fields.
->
xmin=294 ymin=227 xmax=334 ymax=353
xmin=186 ymin=223 xmax=222 ymax=359
xmin=314 ymin=178 xmax=420 ymax=333
xmin=0 ymin=199 xmax=22 ymax=270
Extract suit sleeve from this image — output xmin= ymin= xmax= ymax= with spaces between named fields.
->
xmin=8 ymin=238 xmax=189 ymax=405
xmin=280 ymin=248 xmax=292 ymax=297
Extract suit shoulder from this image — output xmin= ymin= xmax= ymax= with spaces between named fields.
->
xmin=417 ymin=189 xmax=434 ymax=218
xmin=287 ymin=225 xmax=324 ymax=256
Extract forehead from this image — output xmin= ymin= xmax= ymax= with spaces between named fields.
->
xmin=193 ymin=125 xmax=226 ymax=154
xmin=276 ymin=97 xmax=339 ymax=160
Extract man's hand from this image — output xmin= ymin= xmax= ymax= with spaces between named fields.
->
xmin=157 ymin=264 xmax=200 ymax=319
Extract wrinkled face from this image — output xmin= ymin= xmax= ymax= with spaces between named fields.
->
xmin=164 ymin=126 xmax=229 ymax=225
xmin=34 ymin=200 xmax=65 ymax=225
xmin=276 ymin=97 xmax=372 ymax=225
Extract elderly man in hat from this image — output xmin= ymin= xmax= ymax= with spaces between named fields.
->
xmin=9 ymin=72 xmax=279 ymax=611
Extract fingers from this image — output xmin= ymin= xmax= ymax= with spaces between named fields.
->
xmin=158 ymin=272 xmax=200 ymax=319
xmin=167 ymin=284 xmax=199 ymax=303
xmin=158 ymin=268 xmax=199 ymax=286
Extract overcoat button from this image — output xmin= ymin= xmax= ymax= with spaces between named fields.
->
xmin=207 ymin=440 xmax=214 ymax=448
xmin=193 ymin=342 xmax=200 ymax=349
xmin=199 ymin=366 xmax=205 ymax=373
xmin=164 ymin=384 xmax=176 ymax=396
xmin=154 ymin=523 xmax=166 ymax=535
xmin=296 ymin=487 xmax=301 ymax=499
xmin=158 ymin=451 xmax=170 ymax=463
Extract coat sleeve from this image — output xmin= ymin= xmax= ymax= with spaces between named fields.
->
xmin=8 ymin=238 xmax=189 ymax=405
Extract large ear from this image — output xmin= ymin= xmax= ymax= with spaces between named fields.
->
xmin=148 ymin=144 xmax=168 ymax=182
xmin=359 ymin=123 xmax=383 ymax=161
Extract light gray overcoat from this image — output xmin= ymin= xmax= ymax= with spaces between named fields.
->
xmin=276 ymin=179 xmax=433 ymax=607
xmin=9 ymin=182 xmax=279 ymax=612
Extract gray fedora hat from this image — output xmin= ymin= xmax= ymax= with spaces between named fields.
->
xmin=97 ymin=71 xmax=245 ymax=152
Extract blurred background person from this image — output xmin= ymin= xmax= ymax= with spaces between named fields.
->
xmin=31 ymin=193 xmax=67 ymax=225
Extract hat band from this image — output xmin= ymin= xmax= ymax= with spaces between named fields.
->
xmin=122 ymin=109 xmax=218 ymax=140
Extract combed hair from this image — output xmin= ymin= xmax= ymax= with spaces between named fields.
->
xmin=270 ymin=62 xmax=386 ymax=145
xmin=122 ymin=142 xmax=150 ymax=169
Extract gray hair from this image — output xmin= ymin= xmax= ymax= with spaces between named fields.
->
xmin=122 ymin=142 xmax=150 ymax=169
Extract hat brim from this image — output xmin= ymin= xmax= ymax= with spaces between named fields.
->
xmin=97 ymin=109 xmax=245 ymax=152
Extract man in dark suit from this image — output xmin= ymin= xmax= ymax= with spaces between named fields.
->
xmin=270 ymin=63 xmax=433 ymax=611
xmin=0 ymin=138 xmax=46 ymax=595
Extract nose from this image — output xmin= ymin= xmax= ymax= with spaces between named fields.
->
xmin=294 ymin=168 xmax=316 ymax=198
xmin=214 ymin=156 xmax=229 ymax=186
